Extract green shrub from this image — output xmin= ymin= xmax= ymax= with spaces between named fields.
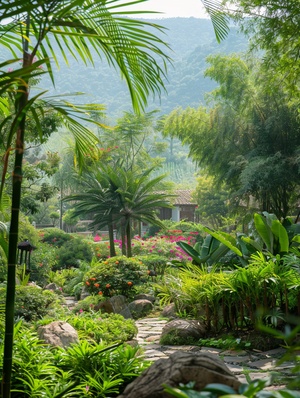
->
xmin=72 ymin=294 xmax=105 ymax=313
xmin=0 ymin=286 xmax=65 ymax=321
xmin=0 ymin=322 xmax=148 ymax=397
xmin=66 ymin=312 xmax=137 ymax=344
xmin=18 ymin=215 xmax=40 ymax=246
xmin=29 ymin=243 xmax=59 ymax=285
xmin=84 ymin=256 xmax=148 ymax=299
xmin=138 ymin=254 xmax=170 ymax=278
xmin=40 ymin=227 xmax=72 ymax=247
xmin=56 ymin=238 xmax=94 ymax=269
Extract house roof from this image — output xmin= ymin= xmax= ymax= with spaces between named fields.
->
xmin=173 ymin=190 xmax=196 ymax=205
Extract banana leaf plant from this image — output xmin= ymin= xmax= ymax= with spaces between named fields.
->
xmin=242 ymin=212 xmax=297 ymax=256
xmin=177 ymin=233 xmax=235 ymax=267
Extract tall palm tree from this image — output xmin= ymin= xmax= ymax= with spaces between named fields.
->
xmin=0 ymin=1 xmax=171 ymax=396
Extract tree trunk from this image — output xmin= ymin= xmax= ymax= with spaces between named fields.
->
xmin=108 ymin=223 xmax=116 ymax=257
xmin=1 ymin=16 xmax=31 ymax=397
xmin=126 ymin=219 xmax=132 ymax=257
xmin=2 ymin=65 xmax=29 ymax=398
xmin=121 ymin=222 xmax=126 ymax=256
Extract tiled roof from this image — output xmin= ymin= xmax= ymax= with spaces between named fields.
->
xmin=173 ymin=190 xmax=196 ymax=205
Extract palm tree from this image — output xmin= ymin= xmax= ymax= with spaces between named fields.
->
xmin=65 ymin=164 xmax=173 ymax=257
xmin=0 ymin=1 xmax=172 ymax=396
xmin=64 ymin=169 xmax=120 ymax=257
xmin=100 ymin=165 xmax=173 ymax=257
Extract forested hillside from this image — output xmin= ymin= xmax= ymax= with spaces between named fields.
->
xmin=44 ymin=18 xmax=248 ymax=120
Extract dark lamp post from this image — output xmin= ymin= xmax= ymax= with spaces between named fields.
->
xmin=17 ymin=239 xmax=36 ymax=272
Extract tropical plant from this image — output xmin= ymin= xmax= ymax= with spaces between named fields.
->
xmin=0 ymin=321 xmax=148 ymax=397
xmin=163 ymin=379 xmax=300 ymax=398
xmin=0 ymin=0 xmax=172 ymax=394
xmin=65 ymin=165 xmax=172 ymax=257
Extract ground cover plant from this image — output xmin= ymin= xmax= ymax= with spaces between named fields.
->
xmin=0 ymin=320 xmax=148 ymax=397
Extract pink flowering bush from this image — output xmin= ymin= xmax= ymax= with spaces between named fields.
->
xmin=130 ymin=235 xmax=193 ymax=262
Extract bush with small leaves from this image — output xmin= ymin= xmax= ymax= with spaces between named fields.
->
xmin=29 ymin=243 xmax=59 ymax=285
xmin=0 ymin=285 xmax=66 ymax=322
xmin=56 ymin=237 xmax=94 ymax=269
xmin=92 ymin=241 xmax=121 ymax=260
xmin=39 ymin=227 xmax=72 ymax=247
xmin=84 ymin=256 xmax=148 ymax=299
xmin=65 ymin=312 xmax=137 ymax=344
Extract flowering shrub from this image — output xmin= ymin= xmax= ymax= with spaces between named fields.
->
xmin=130 ymin=235 xmax=193 ymax=262
xmin=84 ymin=256 xmax=147 ymax=299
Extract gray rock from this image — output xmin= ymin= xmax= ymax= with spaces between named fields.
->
xmin=160 ymin=319 xmax=206 ymax=342
xmin=128 ymin=299 xmax=153 ymax=319
xmin=44 ymin=282 xmax=60 ymax=291
xmin=95 ymin=295 xmax=132 ymax=319
xmin=134 ymin=293 xmax=156 ymax=303
xmin=161 ymin=303 xmax=177 ymax=318
xmin=38 ymin=321 xmax=78 ymax=348
xmin=118 ymin=351 xmax=241 ymax=398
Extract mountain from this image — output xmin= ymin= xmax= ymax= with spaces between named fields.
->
xmin=42 ymin=18 xmax=249 ymax=120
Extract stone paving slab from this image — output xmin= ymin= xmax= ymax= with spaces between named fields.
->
xmin=135 ymin=317 xmax=295 ymax=389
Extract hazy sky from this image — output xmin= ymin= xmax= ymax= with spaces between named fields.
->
xmin=125 ymin=0 xmax=209 ymax=19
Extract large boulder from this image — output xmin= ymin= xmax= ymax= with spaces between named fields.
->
xmin=95 ymin=295 xmax=132 ymax=319
xmin=160 ymin=319 xmax=206 ymax=343
xmin=118 ymin=351 xmax=241 ymax=398
xmin=128 ymin=299 xmax=153 ymax=319
xmin=37 ymin=321 xmax=78 ymax=348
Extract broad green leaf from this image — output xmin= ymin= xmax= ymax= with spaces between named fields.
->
xmin=177 ymin=241 xmax=203 ymax=264
xmin=203 ymin=227 xmax=243 ymax=257
xmin=271 ymin=220 xmax=289 ymax=253
xmin=254 ymin=213 xmax=273 ymax=253
xmin=241 ymin=236 xmax=263 ymax=252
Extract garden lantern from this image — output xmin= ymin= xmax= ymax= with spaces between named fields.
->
xmin=17 ymin=239 xmax=36 ymax=272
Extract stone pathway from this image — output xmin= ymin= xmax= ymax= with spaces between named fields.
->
xmin=63 ymin=296 xmax=296 ymax=389
xmin=136 ymin=318 xmax=296 ymax=387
